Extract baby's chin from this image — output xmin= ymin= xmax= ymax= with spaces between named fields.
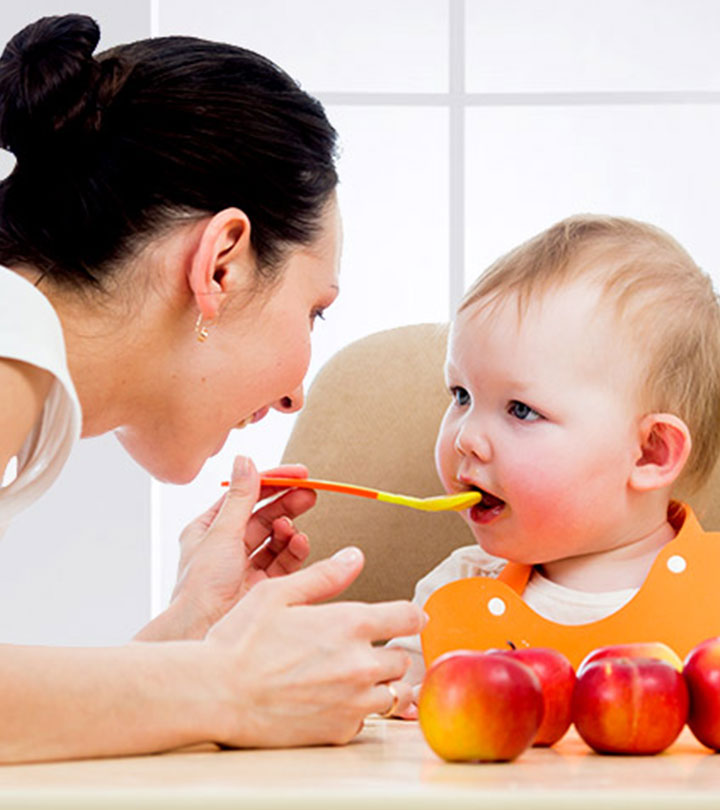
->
xmin=470 ymin=529 xmax=542 ymax=566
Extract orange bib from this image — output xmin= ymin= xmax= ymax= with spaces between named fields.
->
xmin=421 ymin=503 xmax=720 ymax=669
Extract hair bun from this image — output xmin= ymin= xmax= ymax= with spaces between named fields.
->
xmin=0 ymin=14 xmax=101 ymax=160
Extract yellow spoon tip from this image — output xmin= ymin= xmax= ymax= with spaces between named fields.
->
xmin=377 ymin=490 xmax=482 ymax=512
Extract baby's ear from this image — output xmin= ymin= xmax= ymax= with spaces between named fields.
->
xmin=630 ymin=413 xmax=692 ymax=492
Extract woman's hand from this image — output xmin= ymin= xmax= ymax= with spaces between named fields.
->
xmin=205 ymin=546 xmax=427 ymax=748
xmin=136 ymin=455 xmax=316 ymax=641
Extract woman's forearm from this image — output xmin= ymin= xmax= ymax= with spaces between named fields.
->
xmin=0 ymin=554 xmax=426 ymax=762
xmin=0 ymin=642 xmax=223 ymax=762
xmin=134 ymin=596 xmax=214 ymax=641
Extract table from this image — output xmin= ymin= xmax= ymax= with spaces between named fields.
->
xmin=0 ymin=720 xmax=718 ymax=809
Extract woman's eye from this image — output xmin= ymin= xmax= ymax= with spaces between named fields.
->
xmin=310 ymin=307 xmax=326 ymax=325
xmin=450 ymin=386 xmax=470 ymax=407
xmin=508 ymin=400 xmax=541 ymax=422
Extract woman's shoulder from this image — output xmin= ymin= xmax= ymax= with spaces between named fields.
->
xmin=0 ymin=269 xmax=68 ymax=459
xmin=0 ymin=268 xmax=81 ymax=524
xmin=0 ymin=269 xmax=68 ymax=370
xmin=0 ymin=358 xmax=53 ymax=472
xmin=0 ymin=267 xmax=79 ymax=407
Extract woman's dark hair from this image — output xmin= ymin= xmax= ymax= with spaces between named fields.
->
xmin=0 ymin=14 xmax=338 ymax=288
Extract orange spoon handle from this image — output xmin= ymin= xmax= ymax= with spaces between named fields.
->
xmin=221 ymin=476 xmax=381 ymax=500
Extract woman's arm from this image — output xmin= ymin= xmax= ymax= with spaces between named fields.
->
xmin=0 ymin=551 xmax=423 ymax=762
xmin=0 ymin=641 xmax=221 ymax=762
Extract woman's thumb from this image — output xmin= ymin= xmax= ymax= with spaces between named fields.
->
xmin=211 ymin=456 xmax=260 ymax=536
xmin=279 ymin=547 xmax=365 ymax=606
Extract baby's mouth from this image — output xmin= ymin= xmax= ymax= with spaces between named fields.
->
xmin=476 ymin=488 xmax=505 ymax=509
xmin=466 ymin=485 xmax=506 ymax=523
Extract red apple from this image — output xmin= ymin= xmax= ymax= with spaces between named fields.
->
xmin=418 ymin=650 xmax=544 ymax=762
xmin=572 ymin=657 xmax=688 ymax=754
xmin=683 ymin=636 xmax=720 ymax=750
xmin=578 ymin=642 xmax=683 ymax=676
xmin=497 ymin=647 xmax=576 ymax=747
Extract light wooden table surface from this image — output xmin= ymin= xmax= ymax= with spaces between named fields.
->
xmin=0 ymin=720 xmax=718 ymax=809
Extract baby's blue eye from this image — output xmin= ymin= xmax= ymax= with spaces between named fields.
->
xmin=508 ymin=400 xmax=541 ymax=421
xmin=450 ymin=386 xmax=470 ymax=407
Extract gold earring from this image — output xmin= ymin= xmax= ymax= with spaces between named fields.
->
xmin=195 ymin=313 xmax=211 ymax=342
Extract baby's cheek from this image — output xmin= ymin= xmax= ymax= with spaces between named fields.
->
xmin=507 ymin=464 xmax=555 ymax=508
xmin=505 ymin=466 xmax=571 ymax=532
xmin=433 ymin=427 xmax=456 ymax=490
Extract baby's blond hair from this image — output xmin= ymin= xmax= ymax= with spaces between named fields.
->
xmin=460 ymin=214 xmax=720 ymax=491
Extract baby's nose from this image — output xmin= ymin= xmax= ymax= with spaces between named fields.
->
xmin=454 ymin=425 xmax=492 ymax=461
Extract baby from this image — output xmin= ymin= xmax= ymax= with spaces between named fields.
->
xmin=390 ymin=214 xmax=720 ymax=713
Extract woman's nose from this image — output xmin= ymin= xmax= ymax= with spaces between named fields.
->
xmin=272 ymin=385 xmax=305 ymax=414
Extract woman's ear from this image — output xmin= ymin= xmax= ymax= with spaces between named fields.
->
xmin=630 ymin=413 xmax=692 ymax=492
xmin=188 ymin=207 xmax=253 ymax=320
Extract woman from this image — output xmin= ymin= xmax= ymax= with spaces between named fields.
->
xmin=0 ymin=15 xmax=421 ymax=761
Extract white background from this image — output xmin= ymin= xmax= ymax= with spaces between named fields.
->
xmin=0 ymin=1 xmax=718 ymax=642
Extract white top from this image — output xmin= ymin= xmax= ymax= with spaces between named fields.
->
xmin=391 ymin=544 xmax=638 ymax=657
xmin=0 ymin=268 xmax=82 ymax=534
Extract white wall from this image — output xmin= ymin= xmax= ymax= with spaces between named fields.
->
xmin=0 ymin=1 xmax=718 ymax=639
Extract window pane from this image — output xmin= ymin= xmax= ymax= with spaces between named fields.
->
xmin=465 ymin=105 xmax=720 ymax=292
xmin=466 ymin=0 xmax=720 ymax=92
xmin=158 ymin=0 xmax=449 ymax=92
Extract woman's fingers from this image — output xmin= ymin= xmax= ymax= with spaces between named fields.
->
xmin=393 ymin=701 xmax=418 ymax=720
xmin=260 ymin=462 xmax=308 ymax=477
xmin=369 ymin=680 xmax=414 ymax=718
xmin=249 ymin=518 xmax=309 ymax=574
xmin=374 ymin=646 xmax=414 ymax=684
xmin=243 ymin=489 xmax=316 ymax=554
xmin=258 ymin=465 xmax=311 ymax=503
xmin=346 ymin=600 xmax=428 ymax=644
xmin=265 ymin=532 xmax=309 ymax=575
xmin=275 ymin=546 xmax=367 ymax=606
xmin=210 ymin=456 xmax=260 ymax=538
xmin=273 ymin=554 xmax=426 ymax=640
xmin=364 ymin=650 xmax=415 ymax=718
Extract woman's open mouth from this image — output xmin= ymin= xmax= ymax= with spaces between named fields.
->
xmin=235 ymin=407 xmax=270 ymax=431
xmin=468 ymin=486 xmax=506 ymax=525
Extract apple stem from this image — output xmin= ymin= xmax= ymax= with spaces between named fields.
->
xmin=506 ymin=640 xmax=517 ymax=650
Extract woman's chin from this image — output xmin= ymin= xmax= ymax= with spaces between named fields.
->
xmin=142 ymin=459 xmax=203 ymax=485
xmin=115 ymin=431 xmax=204 ymax=485
xmin=155 ymin=466 xmax=202 ymax=485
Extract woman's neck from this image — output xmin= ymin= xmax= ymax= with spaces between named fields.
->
xmin=12 ymin=265 xmax=152 ymax=438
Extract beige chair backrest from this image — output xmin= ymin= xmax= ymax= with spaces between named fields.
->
xmin=283 ymin=323 xmax=720 ymax=604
